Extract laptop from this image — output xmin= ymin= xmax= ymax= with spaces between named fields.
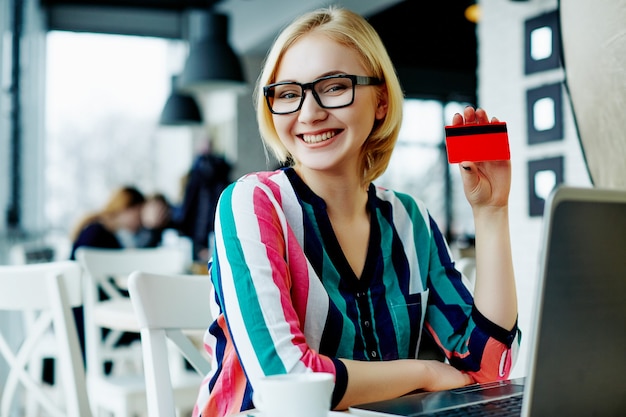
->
xmin=349 ymin=186 xmax=626 ymax=416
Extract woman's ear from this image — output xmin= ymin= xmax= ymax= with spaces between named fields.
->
xmin=375 ymin=85 xmax=389 ymax=120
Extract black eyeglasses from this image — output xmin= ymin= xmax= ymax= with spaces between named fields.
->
xmin=263 ymin=74 xmax=383 ymax=115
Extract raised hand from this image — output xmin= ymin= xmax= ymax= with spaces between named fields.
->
xmin=451 ymin=107 xmax=511 ymax=210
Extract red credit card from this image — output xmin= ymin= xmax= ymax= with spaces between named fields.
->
xmin=445 ymin=122 xmax=510 ymax=163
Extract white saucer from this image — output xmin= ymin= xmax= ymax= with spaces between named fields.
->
xmin=240 ymin=411 xmax=348 ymax=416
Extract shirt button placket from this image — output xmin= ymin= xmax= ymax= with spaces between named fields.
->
xmin=355 ymin=289 xmax=379 ymax=360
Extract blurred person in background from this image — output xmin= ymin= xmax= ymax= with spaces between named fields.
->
xmin=69 ymin=185 xmax=146 ymax=260
xmin=174 ymin=151 xmax=231 ymax=262
xmin=135 ymin=192 xmax=175 ymax=248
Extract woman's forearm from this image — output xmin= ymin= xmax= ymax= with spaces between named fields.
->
xmin=335 ymin=358 xmax=472 ymax=410
xmin=472 ymin=206 xmax=518 ymax=330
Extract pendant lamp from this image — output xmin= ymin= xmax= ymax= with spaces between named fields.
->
xmin=159 ymin=75 xmax=203 ymax=126
xmin=179 ymin=9 xmax=246 ymax=94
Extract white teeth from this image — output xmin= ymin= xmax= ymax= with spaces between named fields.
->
xmin=302 ymin=131 xmax=336 ymax=143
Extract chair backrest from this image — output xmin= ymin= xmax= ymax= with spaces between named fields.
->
xmin=75 ymin=247 xmax=188 ymax=379
xmin=0 ymin=260 xmax=92 ymax=417
xmin=128 ymin=271 xmax=213 ymax=417
xmin=76 ymin=246 xmax=188 ymax=283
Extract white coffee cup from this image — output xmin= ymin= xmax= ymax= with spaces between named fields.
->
xmin=252 ymin=372 xmax=335 ymax=417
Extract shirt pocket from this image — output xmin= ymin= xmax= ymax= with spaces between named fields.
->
xmin=389 ymin=288 xmax=429 ymax=359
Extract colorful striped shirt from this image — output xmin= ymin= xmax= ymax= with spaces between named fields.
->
xmin=194 ymin=168 xmax=520 ymax=417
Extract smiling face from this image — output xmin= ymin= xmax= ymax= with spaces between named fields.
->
xmin=114 ymin=204 xmax=143 ymax=233
xmin=271 ymin=32 xmax=388 ymax=180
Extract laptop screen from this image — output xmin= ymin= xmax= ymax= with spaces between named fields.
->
xmin=524 ymin=187 xmax=626 ymax=416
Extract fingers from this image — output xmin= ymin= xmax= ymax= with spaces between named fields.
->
xmin=460 ymin=160 xmax=476 ymax=172
xmin=474 ymin=107 xmax=489 ymax=123
xmin=459 ymin=162 xmax=477 ymax=177
xmin=464 ymin=106 xmax=477 ymax=123
xmin=453 ymin=106 xmax=496 ymax=125
xmin=463 ymin=373 xmax=475 ymax=386
xmin=451 ymin=112 xmax=464 ymax=126
xmin=459 ymin=162 xmax=481 ymax=203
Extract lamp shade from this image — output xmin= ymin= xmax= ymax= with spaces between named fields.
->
xmin=179 ymin=10 xmax=245 ymax=93
xmin=159 ymin=75 xmax=203 ymax=126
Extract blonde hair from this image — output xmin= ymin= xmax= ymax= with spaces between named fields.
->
xmin=70 ymin=186 xmax=145 ymax=240
xmin=254 ymin=6 xmax=404 ymax=185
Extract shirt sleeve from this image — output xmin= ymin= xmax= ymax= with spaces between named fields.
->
xmin=210 ymin=177 xmax=346 ymax=404
xmin=423 ymin=215 xmax=521 ymax=382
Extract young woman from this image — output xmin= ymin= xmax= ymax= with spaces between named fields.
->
xmin=194 ymin=6 xmax=520 ymax=417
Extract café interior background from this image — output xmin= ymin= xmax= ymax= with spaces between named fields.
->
xmin=3 ymin=0 xmax=625 ymax=382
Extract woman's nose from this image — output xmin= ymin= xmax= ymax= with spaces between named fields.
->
xmin=297 ymin=91 xmax=327 ymax=122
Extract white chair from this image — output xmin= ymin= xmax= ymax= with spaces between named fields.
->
xmin=75 ymin=247 xmax=189 ymax=417
xmin=128 ymin=271 xmax=213 ymax=417
xmin=7 ymin=241 xmax=64 ymax=414
xmin=0 ymin=261 xmax=92 ymax=417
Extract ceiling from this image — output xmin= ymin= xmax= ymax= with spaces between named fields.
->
xmin=38 ymin=0 xmax=478 ymax=102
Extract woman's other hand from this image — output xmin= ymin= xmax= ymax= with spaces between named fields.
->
xmin=451 ymin=107 xmax=511 ymax=210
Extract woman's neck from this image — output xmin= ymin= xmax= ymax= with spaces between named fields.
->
xmin=293 ymin=166 xmax=369 ymax=220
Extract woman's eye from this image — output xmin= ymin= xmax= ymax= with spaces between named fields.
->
xmin=322 ymin=83 xmax=348 ymax=94
xmin=278 ymin=90 xmax=300 ymax=100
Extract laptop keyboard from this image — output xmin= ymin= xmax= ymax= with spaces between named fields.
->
xmin=423 ymin=395 xmax=522 ymax=416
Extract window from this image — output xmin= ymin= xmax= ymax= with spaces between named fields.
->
xmin=45 ymin=32 xmax=190 ymax=236
xmin=377 ymin=99 xmax=473 ymax=241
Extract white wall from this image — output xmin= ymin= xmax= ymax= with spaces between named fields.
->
xmin=478 ymin=0 xmax=591 ymax=378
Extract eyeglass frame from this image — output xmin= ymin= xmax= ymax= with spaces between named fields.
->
xmin=263 ymin=74 xmax=384 ymax=115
